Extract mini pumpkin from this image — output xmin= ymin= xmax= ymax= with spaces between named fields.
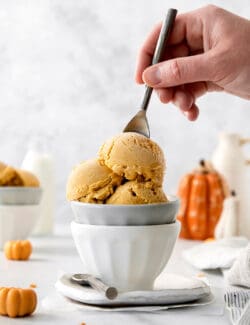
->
xmin=4 ymin=240 xmax=32 ymax=261
xmin=0 ymin=287 xmax=37 ymax=318
xmin=177 ymin=160 xmax=229 ymax=240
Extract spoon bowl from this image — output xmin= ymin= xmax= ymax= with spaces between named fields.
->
xmin=123 ymin=109 xmax=150 ymax=138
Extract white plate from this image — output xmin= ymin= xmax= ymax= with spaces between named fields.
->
xmin=61 ymin=293 xmax=214 ymax=312
xmin=55 ymin=273 xmax=211 ymax=307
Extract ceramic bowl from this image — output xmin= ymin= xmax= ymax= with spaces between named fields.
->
xmin=0 ymin=187 xmax=42 ymax=205
xmin=71 ymin=220 xmax=180 ymax=292
xmin=71 ymin=195 xmax=179 ymax=226
xmin=0 ymin=205 xmax=41 ymax=249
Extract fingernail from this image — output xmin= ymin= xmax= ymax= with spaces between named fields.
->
xmin=143 ymin=67 xmax=162 ymax=85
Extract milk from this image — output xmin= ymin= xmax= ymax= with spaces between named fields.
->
xmin=21 ymin=140 xmax=55 ymax=235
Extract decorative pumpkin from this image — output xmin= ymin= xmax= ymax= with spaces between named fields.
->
xmin=0 ymin=287 xmax=37 ymax=318
xmin=4 ymin=240 xmax=32 ymax=261
xmin=177 ymin=160 xmax=229 ymax=240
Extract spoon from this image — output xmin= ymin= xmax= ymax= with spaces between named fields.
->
xmin=123 ymin=8 xmax=177 ymax=138
xmin=71 ymin=273 xmax=118 ymax=300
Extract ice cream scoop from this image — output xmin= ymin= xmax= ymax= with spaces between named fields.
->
xmin=66 ymin=159 xmax=122 ymax=203
xmin=123 ymin=9 xmax=177 ymax=138
xmin=0 ymin=166 xmax=23 ymax=186
xmin=0 ymin=166 xmax=40 ymax=187
xmin=106 ymin=181 xmax=167 ymax=205
xmin=0 ymin=162 xmax=6 ymax=173
xmin=99 ymin=132 xmax=165 ymax=186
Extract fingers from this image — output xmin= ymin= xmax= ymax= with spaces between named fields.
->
xmin=135 ymin=9 xmax=205 ymax=83
xmin=142 ymin=53 xmax=213 ymax=88
xmin=155 ymin=88 xmax=174 ymax=103
xmin=172 ymin=88 xmax=194 ymax=111
xmin=162 ymin=42 xmax=190 ymax=61
xmin=183 ymin=104 xmax=199 ymax=121
xmin=155 ymin=82 xmax=211 ymax=121
xmin=135 ymin=18 xmax=190 ymax=84
xmin=135 ymin=22 xmax=162 ymax=84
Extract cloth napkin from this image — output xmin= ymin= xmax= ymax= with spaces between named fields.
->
xmin=183 ymin=237 xmax=250 ymax=325
xmin=224 ymin=290 xmax=250 ymax=325
xmin=226 ymin=244 xmax=250 ymax=288
xmin=182 ymin=237 xmax=248 ymax=270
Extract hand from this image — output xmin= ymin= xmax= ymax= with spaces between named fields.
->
xmin=135 ymin=5 xmax=250 ymax=120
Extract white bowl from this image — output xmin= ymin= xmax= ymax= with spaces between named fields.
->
xmin=71 ymin=221 xmax=180 ymax=292
xmin=71 ymin=195 xmax=179 ymax=226
xmin=0 ymin=187 xmax=43 ymax=205
xmin=0 ymin=205 xmax=41 ymax=249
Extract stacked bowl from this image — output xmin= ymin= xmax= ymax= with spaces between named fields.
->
xmin=70 ymin=197 xmax=180 ymax=292
xmin=69 ymin=133 xmax=180 ymax=292
xmin=0 ymin=164 xmax=42 ymax=248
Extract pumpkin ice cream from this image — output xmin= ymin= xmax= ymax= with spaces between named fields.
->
xmin=66 ymin=159 xmax=122 ymax=203
xmin=16 ymin=169 xmax=40 ymax=187
xmin=106 ymin=181 xmax=167 ymax=205
xmin=99 ymin=133 xmax=165 ymax=186
xmin=0 ymin=164 xmax=40 ymax=187
xmin=67 ymin=133 xmax=167 ymax=205
xmin=0 ymin=166 xmax=23 ymax=186
xmin=0 ymin=161 xmax=6 ymax=173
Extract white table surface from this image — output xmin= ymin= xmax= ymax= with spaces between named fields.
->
xmin=0 ymin=224 xmax=231 ymax=325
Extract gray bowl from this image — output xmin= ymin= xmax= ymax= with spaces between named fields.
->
xmin=0 ymin=187 xmax=43 ymax=205
xmin=71 ymin=195 xmax=179 ymax=226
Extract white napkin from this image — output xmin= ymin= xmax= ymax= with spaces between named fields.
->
xmin=226 ymin=244 xmax=250 ymax=288
xmin=238 ymin=301 xmax=250 ymax=325
xmin=182 ymin=237 xmax=248 ymax=270
xmin=224 ymin=290 xmax=250 ymax=325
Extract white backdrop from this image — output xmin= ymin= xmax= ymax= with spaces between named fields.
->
xmin=0 ymin=0 xmax=250 ymax=223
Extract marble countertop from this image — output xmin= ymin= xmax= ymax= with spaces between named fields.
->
xmin=0 ymin=225 xmax=231 ymax=324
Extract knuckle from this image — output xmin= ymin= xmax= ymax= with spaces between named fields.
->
xmin=205 ymin=4 xmax=218 ymax=13
xmin=205 ymin=4 xmax=223 ymax=17
xmin=169 ymin=60 xmax=182 ymax=83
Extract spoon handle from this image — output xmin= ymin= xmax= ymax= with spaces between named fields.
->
xmin=141 ymin=8 xmax=177 ymax=112
xmin=87 ymin=275 xmax=118 ymax=300
xmin=72 ymin=274 xmax=118 ymax=300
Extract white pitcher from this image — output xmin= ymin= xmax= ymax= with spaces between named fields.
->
xmin=212 ymin=133 xmax=250 ymax=238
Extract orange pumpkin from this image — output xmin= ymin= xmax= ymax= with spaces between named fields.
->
xmin=0 ymin=287 xmax=37 ymax=318
xmin=177 ymin=160 xmax=229 ymax=240
xmin=4 ymin=240 xmax=32 ymax=261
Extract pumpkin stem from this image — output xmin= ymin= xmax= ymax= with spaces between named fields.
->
xmin=199 ymin=159 xmax=205 ymax=167
xmin=231 ymin=190 xmax=236 ymax=196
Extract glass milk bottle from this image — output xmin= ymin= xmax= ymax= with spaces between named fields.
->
xmin=21 ymin=139 xmax=55 ymax=235
xmin=212 ymin=133 xmax=250 ymax=238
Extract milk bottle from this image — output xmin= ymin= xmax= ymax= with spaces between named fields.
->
xmin=21 ymin=139 xmax=55 ymax=235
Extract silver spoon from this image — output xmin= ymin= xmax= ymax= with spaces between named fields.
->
xmin=123 ymin=8 xmax=177 ymax=138
xmin=71 ymin=273 xmax=118 ymax=300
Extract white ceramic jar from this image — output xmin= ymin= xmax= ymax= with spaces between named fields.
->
xmin=212 ymin=133 xmax=250 ymax=238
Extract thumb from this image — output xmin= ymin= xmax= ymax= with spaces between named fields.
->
xmin=142 ymin=53 xmax=214 ymax=88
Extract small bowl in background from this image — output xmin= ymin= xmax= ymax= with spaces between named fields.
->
xmin=0 ymin=187 xmax=42 ymax=205
xmin=0 ymin=205 xmax=41 ymax=248
xmin=71 ymin=220 xmax=180 ymax=292
xmin=71 ymin=195 xmax=179 ymax=226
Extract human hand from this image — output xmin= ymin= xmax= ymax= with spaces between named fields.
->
xmin=135 ymin=5 xmax=250 ymax=120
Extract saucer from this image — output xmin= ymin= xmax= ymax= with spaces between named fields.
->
xmin=55 ymin=273 xmax=211 ymax=307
